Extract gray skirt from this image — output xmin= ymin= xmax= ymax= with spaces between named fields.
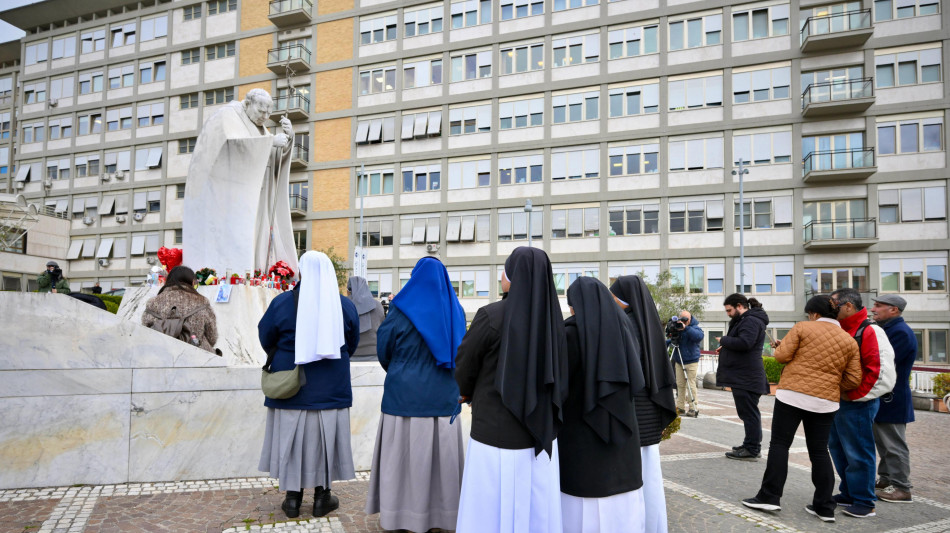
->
xmin=364 ymin=413 xmax=465 ymax=532
xmin=258 ymin=407 xmax=356 ymax=492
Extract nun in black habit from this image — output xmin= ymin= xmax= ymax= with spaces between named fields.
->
xmin=610 ymin=275 xmax=678 ymax=533
xmin=455 ymin=246 xmax=569 ymax=533
xmin=560 ymin=276 xmax=647 ymax=531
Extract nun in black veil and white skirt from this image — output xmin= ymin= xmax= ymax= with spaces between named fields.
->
xmin=560 ymin=276 xmax=647 ymax=532
xmin=454 ymin=246 xmax=569 ymax=533
xmin=610 ymin=275 xmax=679 ymax=533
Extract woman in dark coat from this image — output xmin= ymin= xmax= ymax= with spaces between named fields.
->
xmin=364 ymin=257 xmax=467 ymax=532
xmin=610 ymin=275 xmax=678 ymax=533
xmin=561 ymin=276 xmax=646 ymax=531
xmin=347 ymin=276 xmax=385 ymax=360
xmin=455 ymin=246 xmax=569 ymax=533
xmin=258 ymin=251 xmax=360 ymax=519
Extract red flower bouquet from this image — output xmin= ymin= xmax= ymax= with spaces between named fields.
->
xmin=268 ymin=261 xmax=295 ymax=281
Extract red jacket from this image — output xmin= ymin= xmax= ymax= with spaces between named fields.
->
xmin=838 ymin=308 xmax=896 ymax=401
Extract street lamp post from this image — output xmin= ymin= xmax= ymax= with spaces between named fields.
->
xmin=525 ymin=199 xmax=534 ymax=247
xmin=732 ymin=159 xmax=749 ymax=294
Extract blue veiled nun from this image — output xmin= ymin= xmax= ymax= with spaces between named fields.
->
xmin=364 ymin=257 xmax=467 ymax=532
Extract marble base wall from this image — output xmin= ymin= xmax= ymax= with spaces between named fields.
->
xmin=0 ymin=293 xmax=472 ymax=489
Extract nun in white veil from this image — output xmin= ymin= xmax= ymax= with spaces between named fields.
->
xmin=258 ymin=251 xmax=361 ymax=519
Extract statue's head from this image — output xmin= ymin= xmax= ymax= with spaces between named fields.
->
xmin=243 ymin=89 xmax=274 ymax=127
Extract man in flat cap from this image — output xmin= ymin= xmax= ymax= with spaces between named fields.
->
xmin=870 ymin=294 xmax=916 ymax=504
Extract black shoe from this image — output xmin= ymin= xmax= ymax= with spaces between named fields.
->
xmin=313 ymin=487 xmax=340 ymax=517
xmin=732 ymin=445 xmax=744 ymax=451
xmin=726 ymin=448 xmax=761 ymax=461
xmin=741 ymin=497 xmax=780 ymax=512
xmin=805 ymin=504 xmax=836 ymax=523
xmin=281 ymin=490 xmax=302 ymax=519
xmin=832 ymin=493 xmax=853 ymax=506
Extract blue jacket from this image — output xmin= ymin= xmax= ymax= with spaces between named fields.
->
xmin=670 ymin=317 xmax=704 ymax=365
xmin=259 ymin=289 xmax=360 ymax=410
xmin=376 ymin=307 xmax=460 ymax=417
xmin=875 ymin=316 xmax=917 ymax=424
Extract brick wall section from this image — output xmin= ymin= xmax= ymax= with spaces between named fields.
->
xmin=316 ymin=19 xmax=354 ymax=64
xmin=241 ymin=0 xmax=270 ymax=30
xmin=238 ymin=82 xmax=272 ymax=100
xmin=313 ymin=68 xmax=352 ymax=113
xmin=238 ymin=34 xmax=273 ymax=78
xmin=313 ymin=168 xmax=350 ymax=211
xmin=318 ymin=0 xmax=354 ymax=16
xmin=313 ymin=118 xmax=352 ymax=162
xmin=311 ymin=218 xmax=350 ymax=254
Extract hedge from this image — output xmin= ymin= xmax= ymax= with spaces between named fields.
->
xmin=762 ymin=356 xmax=785 ymax=384
xmin=92 ymin=294 xmax=122 ymax=314
xmin=933 ymin=373 xmax=950 ymax=399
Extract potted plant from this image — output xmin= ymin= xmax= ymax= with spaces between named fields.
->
xmin=762 ymin=356 xmax=785 ymax=396
xmin=932 ymin=373 xmax=950 ymax=413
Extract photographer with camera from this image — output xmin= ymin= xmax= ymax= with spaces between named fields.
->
xmin=667 ymin=310 xmax=703 ymax=417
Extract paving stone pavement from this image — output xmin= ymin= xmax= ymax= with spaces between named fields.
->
xmin=1 ymin=389 xmax=947 ymax=532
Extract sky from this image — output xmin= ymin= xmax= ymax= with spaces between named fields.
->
xmin=0 ymin=0 xmax=43 ymax=44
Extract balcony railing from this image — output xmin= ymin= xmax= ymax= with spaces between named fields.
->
xmin=267 ymin=44 xmax=311 ymax=73
xmin=291 ymin=143 xmax=309 ymax=168
xmin=805 ymin=287 xmax=876 ymax=303
xmin=289 ymin=194 xmax=308 ymax=212
xmin=800 ymin=9 xmax=872 ymax=52
xmin=269 ymin=0 xmax=313 ymax=26
xmin=802 ymin=78 xmax=874 ymax=115
xmin=274 ymin=93 xmax=310 ymax=114
xmin=803 ymin=217 xmax=877 ymax=243
xmin=802 ymin=148 xmax=875 ymax=181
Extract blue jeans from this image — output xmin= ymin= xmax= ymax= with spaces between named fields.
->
xmin=828 ymin=399 xmax=879 ymax=509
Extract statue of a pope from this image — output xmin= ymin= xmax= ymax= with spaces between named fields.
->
xmin=182 ymin=89 xmax=299 ymax=276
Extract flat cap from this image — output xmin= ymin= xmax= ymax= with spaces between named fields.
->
xmin=872 ymin=294 xmax=907 ymax=312
xmin=46 ymin=261 xmax=59 ymax=268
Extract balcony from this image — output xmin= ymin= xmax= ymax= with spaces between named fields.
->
xmin=290 ymin=142 xmax=309 ymax=170
xmin=800 ymin=9 xmax=873 ymax=53
xmin=803 ymin=218 xmax=878 ymax=249
xmin=803 ymin=148 xmax=876 ymax=182
xmin=289 ymin=194 xmax=308 ymax=217
xmin=269 ymin=0 xmax=312 ymax=27
xmin=266 ymin=44 xmax=311 ymax=75
xmin=269 ymin=93 xmax=310 ymax=122
xmin=802 ymin=78 xmax=874 ymax=117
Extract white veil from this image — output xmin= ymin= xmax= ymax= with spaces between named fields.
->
xmin=294 ymin=251 xmax=346 ymax=364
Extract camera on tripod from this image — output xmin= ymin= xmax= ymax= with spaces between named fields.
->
xmin=665 ymin=316 xmax=689 ymax=343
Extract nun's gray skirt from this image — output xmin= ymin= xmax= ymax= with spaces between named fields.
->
xmin=364 ymin=413 xmax=465 ymax=532
xmin=258 ymin=407 xmax=355 ymax=492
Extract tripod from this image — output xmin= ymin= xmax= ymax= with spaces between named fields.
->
xmin=669 ymin=342 xmax=697 ymax=412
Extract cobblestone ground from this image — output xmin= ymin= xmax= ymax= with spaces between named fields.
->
xmin=1 ymin=388 xmax=948 ymax=532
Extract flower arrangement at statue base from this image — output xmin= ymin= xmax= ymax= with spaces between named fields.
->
xmin=188 ymin=263 xmax=296 ymax=291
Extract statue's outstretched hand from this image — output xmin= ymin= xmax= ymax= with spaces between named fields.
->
xmin=279 ymin=116 xmax=293 ymax=137
xmin=272 ymin=133 xmax=290 ymax=148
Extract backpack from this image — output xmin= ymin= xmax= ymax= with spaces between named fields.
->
xmin=852 ymin=319 xmax=897 ymax=400
xmin=146 ymin=304 xmax=206 ymax=345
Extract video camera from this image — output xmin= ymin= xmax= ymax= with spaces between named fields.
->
xmin=665 ymin=315 xmax=689 ymax=343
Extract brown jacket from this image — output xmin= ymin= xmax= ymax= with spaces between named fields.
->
xmin=142 ymin=287 xmax=218 ymax=353
xmin=773 ymin=319 xmax=863 ymax=402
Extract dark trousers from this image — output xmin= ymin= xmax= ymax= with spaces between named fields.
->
xmin=732 ymin=388 xmax=763 ymax=455
xmin=755 ymin=398 xmax=837 ymax=516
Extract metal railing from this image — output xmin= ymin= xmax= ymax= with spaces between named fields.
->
xmin=274 ymin=93 xmax=310 ymax=113
xmin=267 ymin=44 xmax=312 ymax=65
xmin=803 ymin=148 xmax=875 ymax=174
xmin=802 ymin=77 xmax=873 ymax=108
xmin=801 ymin=9 xmax=872 ymax=42
xmin=292 ymin=142 xmax=309 ymax=162
xmin=803 ymin=217 xmax=877 ymax=242
xmin=269 ymin=0 xmax=312 ymax=15
xmin=289 ymin=194 xmax=308 ymax=211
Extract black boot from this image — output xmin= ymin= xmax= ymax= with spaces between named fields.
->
xmin=312 ymin=486 xmax=340 ymax=517
xmin=281 ymin=490 xmax=302 ymax=518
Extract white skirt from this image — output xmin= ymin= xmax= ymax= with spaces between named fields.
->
xmin=641 ymin=444 xmax=668 ymax=533
xmin=456 ymin=438 xmax=562 ymax=533
xmin=561 ymin=488 xmax=645 ymax=533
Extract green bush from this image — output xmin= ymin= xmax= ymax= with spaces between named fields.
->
xmin=762 ymin=356 xmax=786 ymax=384
xmin=661 ymin=416 xmax=681 ymax=441
xmin=102 ymin=300 xmax=119 ymax=314
xmin=933 ymin=373 xmax=950 ymax=399
xmin=92 ymin=294 xmax=122 ymax=314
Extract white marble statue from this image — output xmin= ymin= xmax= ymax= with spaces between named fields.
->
xmin=183 ymin=89 xmax=299 ymax=276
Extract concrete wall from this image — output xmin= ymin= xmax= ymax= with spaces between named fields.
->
xmin=0 ymin=291 xmax=461 ymax=489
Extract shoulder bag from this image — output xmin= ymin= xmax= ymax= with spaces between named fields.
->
xmin=261 ymin=290 xmax=307 ymax=399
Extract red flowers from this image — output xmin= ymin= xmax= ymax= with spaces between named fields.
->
xmin=268 ymin=261 xmax=295 ymax=281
